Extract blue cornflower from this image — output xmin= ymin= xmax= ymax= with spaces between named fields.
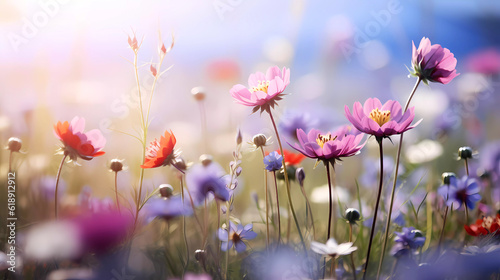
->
xmin=438 ymin=175 xmax=481 ymax=210
xmin=218 ymin=222 xmax=257 ymax=253
xmin=145 ymin=196 xmax=193 ymax=222
xmin=264 ymin=151 xmax=283 ymax=171
xmin=185 ymin=162 xmax=230 ymax=205
xmin=394 ymin=227 xmax=426 ymax=250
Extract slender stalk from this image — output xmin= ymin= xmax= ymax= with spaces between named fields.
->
xmin=8 ymin=150 xmax=13 ymax=173
xmin=260 ymin=147 xmax=270 ymax=248
xmin=325 ymin=162 xmax=333 ymax=240
xmin=377 ymin=77 xmax=422 ymax=277
xmin=349 ymin=223 xmax=358 ymax=280
xmin=54 ymin=154 xmax=68 ymax=219
xmin=203 ymin=198 xmax=209 ymax=246
xmin=273 ymin=171 xmax=282 ymax=244
xmin=114 ymin=171 xmax=121 ymax=213
xmin=363 ymin=138 xmax=384 ymax=280
xmin=198 ymin=100 xmax=208 ymax=153
xmin=437 ymin=206 xmax=449 ymax=252
xmin=180 ymin=176 xmax=189 ymax=276
xmin=287 ymin=195 xmax=291 ymax=242
xmin=268 ymin=110 xmax=306 ymax=251
xmin=299 ymin=182 xmax=316 ymax=239
xmin=465 ymin=204 xmax=469 ymax=225
xmin=133 ymin=49 xmax=147 ymax=230
xmin=464 ymin=159 xmax=470 ymax=176
xmin=225 ymin=200 xmax=230 ymax=280
xmin=217 ymin=201 xmax=221 ymax=263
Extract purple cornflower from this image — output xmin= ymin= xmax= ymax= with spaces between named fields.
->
xmin=264 ymin=151 xmax=283 ymax=171
xmin=218 ymin=222 xmax=257 ymax=253
xmin=144 ymin=196 xmax=193 ymax=222
xmin=438 ymin=175 xmax=481 ymax=210
xmin=185 ymin=161 xmax=230 ymax=205
xmin=394 ymin=227 xmax=425 ymax=249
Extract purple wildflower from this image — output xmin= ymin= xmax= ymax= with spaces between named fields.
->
xmin=218 ymin=222 xmax=257 ymax=253
xmin=186 ymin=161 xmax=230 ymax=205
xmin=144 ymin=196 xmax=193 ymax=222
xmin=438 ymin=176 xmax=481 ymax=210
xmin=264 ymin=151 xmax=283 ymax=171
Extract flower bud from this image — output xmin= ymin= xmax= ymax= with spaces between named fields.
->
xmin=236 ymin=128 xmax=243 ymax=145
xmin=411 ymin=229 xmax=424 ymax=238
xmin=191 ymin=87 xmax=206 ymax=101
xmin=194 ymin=249 xmax=206 ymax=262
xmin=6 ymin=137 xmax=22 ymax=152
xmin=296 ymin=167 xmax=305 ymax=187
xmin=199 ymin=154 xmax=213 ymax=166
xmin=150 ymin=65 xmax=158 ymax=77
xmin=441 ymin=172 xmax=456 ymax=185
xmin=252 ymin=134 xmax=267 ymax=148
xmin=109 ymin=159 xmax=124 ymax=172
xmin=345 ymin=208 xmax=361 ymax=224
xmin=173 ymin=158 xmax=188 ymax=171
xmin=458 ymin=146 xmax=473 ymax=160
xmin=159 ymin=184 xmax=174 ymax=198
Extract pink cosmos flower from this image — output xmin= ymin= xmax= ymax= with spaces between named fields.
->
xmin=230 ymin=66 xmax=290 ymax=113
xmin=288 ymin=127 xmax=365 ymax=165
xmin=411 ymin=37 xmax=459 ymax=84
xmin=54 ymin=116 xmax=106 ymax=162
xmin=344 ymin=98 xmax=421 ymax=139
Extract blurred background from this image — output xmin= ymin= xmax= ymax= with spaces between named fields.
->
xmin=1 ymin=0 xmax=500 ymax=221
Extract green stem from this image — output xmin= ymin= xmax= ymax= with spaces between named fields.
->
xmin=260 ymin=147 xmax=270 ymax=248
xmin=437 ymin=205 xmax=449 ymax=253
xmin=325 ymin=162 xmax=333 ymax=240
xmin=268 ymin=110 xmax=306 ymax=252
xmin=114 ymin=171 xmax=121 ymax=213
xmin=54 ymin=154 xmax=68 ymax=220
xmin=273 ymin=171 xmax=282 ymax=244
xmin=377 ymin=77 xmax=422 ymax=278
xmin=350 ymin=223 xmax=358 ymax=280
xmin=364 ymin=138 xmax=384 ymax=280
xmin=180 ymin=176 xmax=189 ymax=276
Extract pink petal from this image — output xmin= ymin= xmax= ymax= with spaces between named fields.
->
xmin=363 ymin=98 xmax=382 ymax=116
xmin=281 ymin=67 xmax=290 ymax=86
xmin=266 ymin=66 xmax=282 ymax=81
xmin=70 ymin=116 xmax=86 ymax=134
xmin=381 ymin=100 xmax=402 ymax=121
xmin=85 ymin=129 xmax=106 ymax=150
xmin=248 ymin=72 xmax=266 ymax=87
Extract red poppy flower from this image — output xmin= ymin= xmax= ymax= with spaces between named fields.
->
xmin=141 ymin=130 xmax=177 ymax=169
xmin=54 ymin=117 xmax=105 ymax=161
xmin=282 ymin=150 xmax=306 ymax=166
xmin=465 ymin=214 xmax=500 ymax=236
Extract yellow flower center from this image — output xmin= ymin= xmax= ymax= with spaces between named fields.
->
xmin=250 ymin=80 xmax=270 ymax=94
xmin=316 ymin=133 xmax=337 ymax=148
xmin=369 ymin=108 xmax=391 ymax=127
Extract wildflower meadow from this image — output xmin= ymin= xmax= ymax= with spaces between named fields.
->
xmin=2 ymin=1 xmax=500 ymax=279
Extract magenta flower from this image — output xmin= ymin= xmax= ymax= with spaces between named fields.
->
xmin=411 ymin=37 xmax=459 ymax=84
xmin=345 ymin=98 xmax=421 ymax=139
xmin=288 ymin=127 xmax=365 ymax=165
xmin=230 ymin=66 xmax=290 ymax=113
